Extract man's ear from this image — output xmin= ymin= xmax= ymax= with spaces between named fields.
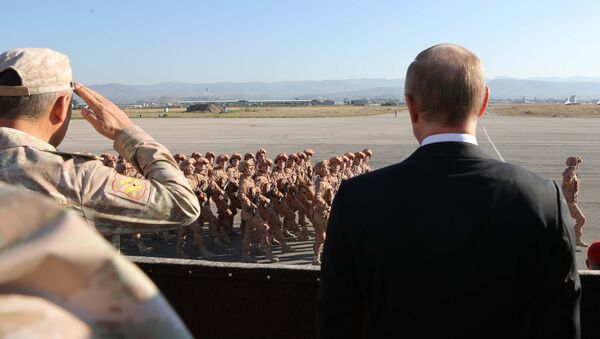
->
xmin=405 ymin=94 xmax=419 ymax=123
xmin=477 ymin=86 xmax=490 ymax=118
xmin=49 ymin=93 xmax=71 ymax=125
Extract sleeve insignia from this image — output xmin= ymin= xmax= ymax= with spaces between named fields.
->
xmin=111 ymin=174 xmax=148 ymax=200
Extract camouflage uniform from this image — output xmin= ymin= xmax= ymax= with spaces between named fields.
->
xmin=0 ymin=182 xmax=192 ymax=338
xmin=0 ymin=126 xmax=200 ymax=240
xmin=238 ymin=160 xmax=277 ymax=263
xmin=562 ymin=156 xmax=587 ymax=247
xmin=272 ymin=154 xmax=300 ymax=238
xmin=226 ymin=153 xmax=243 ymax=235
xmin=312 ymin=161 xmax=335 ymax=265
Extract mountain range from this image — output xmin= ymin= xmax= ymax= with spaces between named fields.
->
xmin=87 ymin=78 xmax=600 ymax=103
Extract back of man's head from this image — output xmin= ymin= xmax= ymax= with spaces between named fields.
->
xmin=0 ymin=48 xmax=74 ymax=145
xmin=405 ymin=44 xmax=486 ymax=126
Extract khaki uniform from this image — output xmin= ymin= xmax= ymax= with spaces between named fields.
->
xmin=211 ymin=165 xmax=233 ymax=234
xmin=562 ymin=167 xmax=586 ymax=238
xmin=312 ymin=176 xmax=334 ymax=260
xmin=0 ymin=126 xmax=200 ymax=235
xmin=226 ymin=165 xmax=242 ymax=232
xmin=238 ymin=175 xmax=270 ymax=254
xmin=0 ymin=183 xmax=192 ymax=338
xmin=254 ymin=171 xmax=287 ymax=246
xmin=271 ymin=167 xmax=300 ymax=234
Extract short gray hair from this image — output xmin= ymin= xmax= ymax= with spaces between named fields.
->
xmin=405 ymin=44 xmax=486 ymax=126
xmin=0 ymin=69 xmax=63 ymax=120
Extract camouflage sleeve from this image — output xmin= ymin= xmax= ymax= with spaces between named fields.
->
xmin=238 ymin=179 xmax=253 ymax=208
xmin=79 ymin=126 xmax=200 ymax=234
xmin=0 ymin=183 xmax=193 ymax=338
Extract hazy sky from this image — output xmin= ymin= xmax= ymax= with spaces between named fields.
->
xmin=4 ymin=0 xmax=600 ymax=84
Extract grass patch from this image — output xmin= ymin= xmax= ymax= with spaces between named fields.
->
xmin=72 ymin=105 xmax=404 ymax=119
xmin=489 ymin=104 xmax=600 ymax=117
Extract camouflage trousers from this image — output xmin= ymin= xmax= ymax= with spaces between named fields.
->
xmin=312 ymin=209 xmax=329 ymax=256
xmin=259 ymin=204 xmax=286 ymax=245
xmin=200 ymin=203 xmax=219 ymax=238
xmin=568 ymin=202 xmax=586 ymax=237
xmin=241 ymin=209 xmax=269 ymax=252
xmin=273 ymin=198 xmax=299 ymax=233
xmin=176 ymin=221 xmax=203 ymax=255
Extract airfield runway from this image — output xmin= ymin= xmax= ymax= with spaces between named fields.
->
xmin=61 ymin=112 xmax=600 ymax=269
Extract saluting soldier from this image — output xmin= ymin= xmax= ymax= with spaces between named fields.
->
xmin=0 ymin=49 xmax=199 ymax=248
xmin=562 ymin=156 xmax=588 ymax=247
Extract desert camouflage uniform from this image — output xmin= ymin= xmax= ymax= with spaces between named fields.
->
xmin=271 ymin=163 xmax=300 ymax=237
xmin=563 ymin=163 xmax=586 ymax=245
xmin=211 ymin=161 xmax=233 ymax=244
xmin=226 ymin=162 xmax=242 ymax=233
xmin=312 ymin=169 xmax=334 ymax=265
xmin=0 ymin=183 xmax=192 ymax=338
xmin=0 ymin=126 xmax=200 ymax=236
xmin=254 ymin=167 xmax=292 ymax=254
xmin=238 ymin=162 xmax=276 ymax=262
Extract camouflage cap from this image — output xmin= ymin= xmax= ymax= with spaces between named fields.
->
xmin=303 ymin=148 xmax=315 ymax=156
xmin=216 ymin=154 xmax=230 ymax=162
xmin=256 ymin=148 xmax=267 ymax=155
xmin=289 ymin=153 xmax=300 ymax=161
xmin=354 ymin=152 xmax=366 ymax=159
xmin=239 ymin=159 xmax=255 ymax=172
xmin=205 ymin=151 xmax=216 ymax=159
xmin=229 ymin=153 xmax=242 ymax=162
xmin=196 ymin=157 xmax=210 ymax=166
xmin=297 ymin=152 xmax=307 ymax=160
xmin=345 ymin=152 xmax=355 ymax=160
xmin=244 ymin=152 xmax=255 ymax=161
xmin=566 ymin=156 xmax=582 ymax=167
xmin=190 ymin=152 xmax=202 ymax=160
xmin=274 ymin=153 xmax=288 ymax=162
xmin=362 ymin=148 xmax=373 ymax=157
xmin=314 ymin=160 xmax=330 ymax=173
xmin=266 ymin=158 xmax=273 ymax=166
xmin=0 ymin=48 xmax=74 ymax=96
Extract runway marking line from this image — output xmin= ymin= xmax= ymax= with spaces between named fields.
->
xmin=482 ymin=126 xmax=505 ymax=163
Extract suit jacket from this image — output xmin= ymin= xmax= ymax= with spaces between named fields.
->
xmin=317 ymin=142 xmax=580 ymax=339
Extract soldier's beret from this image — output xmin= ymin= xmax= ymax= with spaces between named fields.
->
xmin=589 ymin=241 xmax=600 ymax=266
xmin=244 ymin=153 xmax=255 ymax=161
xmin=205 ymin=152 xmax=216 ymax=159
xmin=275 ymin=153 xmax=288 ymax=162
xmin=303 ymin=148 xmax=315 ymax=156
xmin=566 ymin=156 xmax=582 ymax=167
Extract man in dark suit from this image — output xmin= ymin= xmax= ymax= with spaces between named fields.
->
xmin=317 ymin=44 xmax=581 ymax=339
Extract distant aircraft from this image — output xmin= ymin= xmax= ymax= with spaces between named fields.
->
xmin=564 ymin=95 xmax=578 ymax=105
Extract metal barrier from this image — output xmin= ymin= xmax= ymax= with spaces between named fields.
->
xmin=130 ymin=256 xmax=600 ymax=339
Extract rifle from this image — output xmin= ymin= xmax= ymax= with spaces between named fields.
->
xmin=251 ymin=191 xmax=260 ymax=216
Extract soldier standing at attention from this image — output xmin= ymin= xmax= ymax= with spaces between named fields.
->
xmin=562 ymin=156 xmax=588 ymax=247
xmin=312 ymin=160 xmax=335 ymax=265
xmin=238 ymin=159 xmax=277 ymax=263
xmin=0 ymin=48 xmax=199 ymax=242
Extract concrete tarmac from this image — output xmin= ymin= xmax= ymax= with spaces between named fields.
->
xmin=61 ymin=112 xmax=600 ymax=269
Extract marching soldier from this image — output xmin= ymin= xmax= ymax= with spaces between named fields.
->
xmin=562 ymin=156 xmax=588 ymax=247
xmin=238 ymin=159 xmax=277 ymax=263
xmin=256 ymin=148 xmax=268 ymax=163
xmin=194 ymin=158 xmax=228 ymax=248
xmin=272 ymin=154 xmax=300 ymax=238
xmin=204 ymin=152 xmax=216 ymax=173
xmin=212 ymin=154 xmax=234 ymax=244
xmin=303 ymin=148 xmax=315 ymax=178
xmin=312 ymin=160 xmax=335 ymax=265
xmin=176 ymin=163 xmax=214 ymax=258
xmin=255 ymin=159 xmax=293 ymax=254
xmin=362 ymin=148 xmax=373 ymax=173
xmin=226 ymin=153 xmax=243 ymax=235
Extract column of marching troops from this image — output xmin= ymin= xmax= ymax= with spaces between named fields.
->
xmin=99 ymin=148 xmax=373 ymax=264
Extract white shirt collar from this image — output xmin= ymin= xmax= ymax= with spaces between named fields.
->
xmin=420 ymin=133 xmax=478 ymax=146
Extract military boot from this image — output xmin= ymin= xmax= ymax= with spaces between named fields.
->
xmin=241 ymin=251 xmax=257 ymax=263
xmin=576 ymin=235 xmax=589 ymax=247
xmin=294 ymin=231 xmax=310 ymax=241
xmin=265 ymin=248 xmax=280 ymax=263
xmin=198 ymin=244 xmax=215 ymax=258
xmin=281 ymin=243 xmax=294 ymax=253
xmin=219 ymin=229 xmax=232 ymax=245
xmin=137 ymin=241 xmax=154 ymax=255
xmin=212 ymin=237 xmax=228 ymax=248
xmin=312 ymin=253 xmax=321 ymax=265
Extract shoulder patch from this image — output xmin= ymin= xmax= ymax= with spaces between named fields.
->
xmin=111 ymin=173 xmax=148 ymax=200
